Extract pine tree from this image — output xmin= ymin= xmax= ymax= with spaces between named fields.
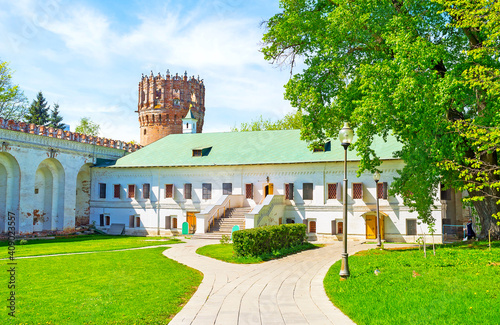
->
xmin=24 ymin=91 xmax=50 ymax=125
xmin=48 ymin=103 xmax=66 ymax=129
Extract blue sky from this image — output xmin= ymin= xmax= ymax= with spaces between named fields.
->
xmin=0 ymin=0 xmax=295 ymax=142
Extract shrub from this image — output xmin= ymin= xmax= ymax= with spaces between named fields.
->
xmin=232 ymin=224 xmax=307 ymax=257
xmin=220 ymin=235 xmax=230 ymax=245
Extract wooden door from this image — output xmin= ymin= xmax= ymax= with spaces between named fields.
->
xmin=186 ymin=212 xmax=197 ymax=234
xmin=263 ymin=183 xmax=274 ymax=197
xmin=366 ymin=214 xmax=377 ymax=239
xmin=309 ymin=220 xmax=317 ymax=233
xmin=366 ymin=214 xmax=385 ymax=239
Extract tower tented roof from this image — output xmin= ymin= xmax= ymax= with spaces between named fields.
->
xmin=183 ymin=108 xmax=196 ymax=120
xmin=109 ymin=129 xmax=402 ymax=168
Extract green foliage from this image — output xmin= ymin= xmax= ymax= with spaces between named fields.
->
xmin=231 ymin=110 xmax=302 ymax=131
xmin=232 ymin=223 xmax=307 ymax=257
xmin=435 ymin=0 xmax=500 ymax=97
xmin=48 ymin=103 xmax=66 ymax=129
xmin=75 ymin=116 xmax=100 ymax=136
xmin=324 ymin=242 xmax=500 ymax=324
xmin=0 ymin=61 xmax=27 ymax=120
xmin=220 ymin=234 xmax=231 ymax=245
xmin=262 ymin=0 xmax=500 ymax=237
xmin=196 ymin=242 xmax=318 ymax=264
xmin=439 ymin=121 xmax=500 ymax=222
xmin=24 ymin=91 xmax=50 ymax=125
xmin=0 ymin=247 xmax=202 ymax=324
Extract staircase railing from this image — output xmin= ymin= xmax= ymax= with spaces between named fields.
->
xmin=207 ymin=197 xmax=232 ymax=232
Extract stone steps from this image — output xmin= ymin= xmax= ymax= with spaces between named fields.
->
xmin=208 ymin=207 xmax=249 ymax=236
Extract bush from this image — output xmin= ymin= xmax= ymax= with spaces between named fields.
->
xmin=232 ymin=224 xmax=307 ymax=257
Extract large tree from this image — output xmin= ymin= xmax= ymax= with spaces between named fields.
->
xmin=25 ymin=91 xmax=50 ymax=125
xmin=0 ymin=61 xmax=27 ymax=120
xmin=262 ymin=0 xmax=500 ymax=238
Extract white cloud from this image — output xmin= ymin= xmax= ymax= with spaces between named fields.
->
xmin=0 ymin=0 xmax=294 ymax=143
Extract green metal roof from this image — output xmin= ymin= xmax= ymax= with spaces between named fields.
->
xmin=110 ymin=129 xmax=402 ymax=168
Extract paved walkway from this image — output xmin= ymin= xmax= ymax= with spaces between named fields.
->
xmin=164 ymin=239 xmax=379 ymax=325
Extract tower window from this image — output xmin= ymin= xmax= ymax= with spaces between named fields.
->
xmin=144 ymin=129 xmax=146 ymax=135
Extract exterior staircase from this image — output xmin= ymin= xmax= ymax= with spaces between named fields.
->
xmin=195 ymin=207 xmax=251 ymax=239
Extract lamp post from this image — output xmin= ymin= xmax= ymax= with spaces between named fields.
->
xmin=339 ymin=122 xmax=354 ymax=279
xmin=373 ymin=171 xmax=382 ymax=247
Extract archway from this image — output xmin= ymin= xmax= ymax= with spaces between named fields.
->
xmin=34 ymin=158 xmax=65 ymax=231
xmin=75 ymin=163 xmax=92 ymax=226
xmin=0 ymin=153 xmax=20 ymax=233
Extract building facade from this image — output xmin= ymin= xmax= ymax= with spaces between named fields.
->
xmin=89 ymin=130 xmax=450 ymax=243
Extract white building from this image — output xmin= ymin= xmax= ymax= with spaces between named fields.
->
xmin=90 ymin=129 xmax=445 ymax=243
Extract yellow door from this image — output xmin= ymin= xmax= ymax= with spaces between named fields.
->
xmin=366 ymin=214 xmax=377 ymax=239
xmin=263 ymin=183 xmax=274 ymax=197
xmin=186 ymin=212 xmax=197 ymax=234
xmin=366 ymin=213 xmax=385 ymax=240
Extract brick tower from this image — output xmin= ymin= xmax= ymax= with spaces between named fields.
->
xmin=138 ymin=70 xmax=205 ymax=146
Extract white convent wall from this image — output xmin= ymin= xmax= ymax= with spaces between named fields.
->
xmin=0 ymin=128 xmax=129 ymax=234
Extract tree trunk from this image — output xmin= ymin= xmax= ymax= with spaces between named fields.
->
xmin=470 ymin=192 xmax=500 ymax=240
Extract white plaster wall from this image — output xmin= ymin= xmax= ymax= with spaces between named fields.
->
xmin=0 ymin=128 xmax=128 ymax=234
xmin=90 ymin=160 xmax=443 ymax=242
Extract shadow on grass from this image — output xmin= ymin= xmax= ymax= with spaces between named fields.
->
xmin=0 ymin=234 xmax=182 ymax=248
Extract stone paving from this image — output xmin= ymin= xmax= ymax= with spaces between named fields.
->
xmin=164 ymin=239 xmax=380 ymax=325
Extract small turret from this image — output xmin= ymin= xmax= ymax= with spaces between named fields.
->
xmin=182 ymin=105 xmax=198 ymax=134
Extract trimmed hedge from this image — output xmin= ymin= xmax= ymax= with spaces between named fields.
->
xmin=232 ymin=224 xmax=307 ymax=257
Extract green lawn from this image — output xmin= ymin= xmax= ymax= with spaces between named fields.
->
xmin=196 ymin=242 xmax=319 ymax=264
xmin=1 ymin=247 xmax=202 ymax=324
xmin=324 ymin=241 xmax=500 ymax=325
xmin=0 ymin=235 xmax=182 ymax=257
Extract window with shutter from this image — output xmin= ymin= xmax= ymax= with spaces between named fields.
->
xmin=99 ymin=183 xmax=106 ymax=199
xmin=113 ymin=184 xmax=120 ymax=198
xmin=441 ymin=188 xmax=451 ymax=201
xmin=377 ymin=182 xmax=388 ymax=199
xmin=128 ymin=185 xmax=135 ymax=198
xmin=328 ymin=183 xmax=337 ymax=199
xmin=184 ymin=183 xmax=192 ymax=199
xmin=202 ymin=183 xmax=212 ymax=199
xmin=303 ymin=183 xmax=313 ymax=200
xmin=245 ymin=183 xmax=253 ymax=199
xmin=353 ymin=183 xmax=363 ymax=199
xmin=406 ymin=219 xmax=417 ymax=235
xmin=223 ymin=183 xmax=232 ymax=195
xmin=143 ymin=184 xmax=150 ymax=199
xmin=165 ymin=184 xmax=173 ymax=198
xmin=285 ymin=183 xmax=294 ymax=200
